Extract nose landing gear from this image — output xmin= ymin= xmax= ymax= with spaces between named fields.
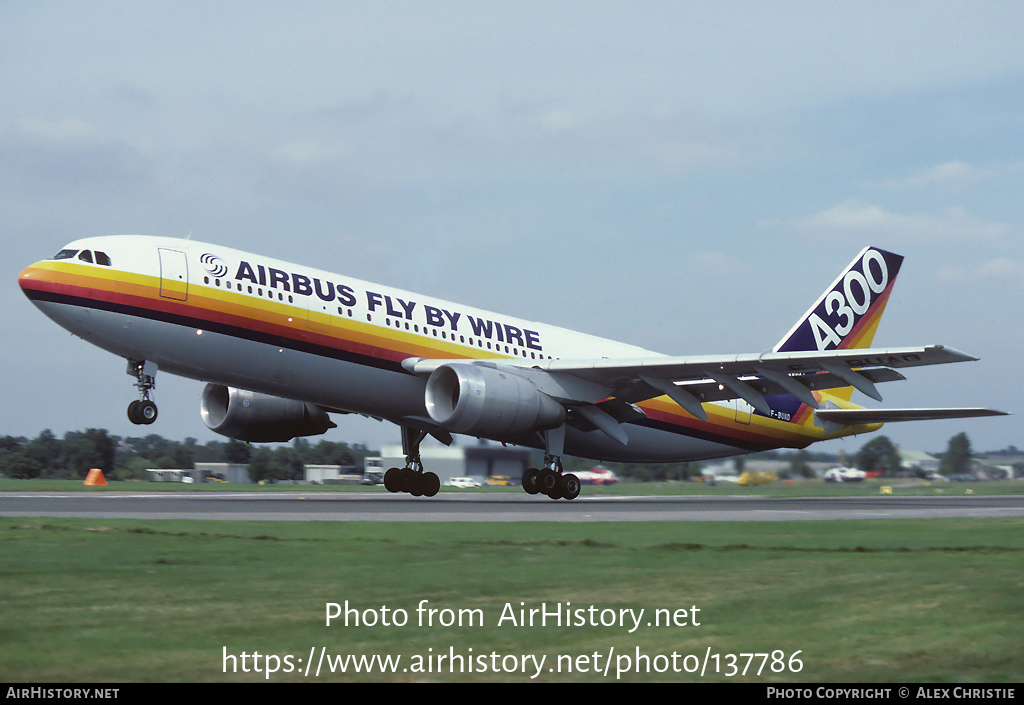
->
xmin=127 ymin=399 xmax=158 ymax=425
xmin=126 ymin=359 xmax=158 ymax=425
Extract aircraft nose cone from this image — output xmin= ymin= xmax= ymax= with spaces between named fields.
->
xmin=18 ymin=263 xmax=44 ymax=294
xmin=19 ymin=261 xmax=60 ymax=305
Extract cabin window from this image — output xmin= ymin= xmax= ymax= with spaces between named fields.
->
xmin=53 ymin=249 xmax=78 ymax=260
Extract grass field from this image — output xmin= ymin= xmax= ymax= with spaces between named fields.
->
xmin=2 ymin=515 xmax=1022 ymax=682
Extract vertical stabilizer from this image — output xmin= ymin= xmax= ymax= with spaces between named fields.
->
xmin=774 ymin=247 xmax=903 ymax=353
xmin=774 ymin=247 xmax=903 ymax=401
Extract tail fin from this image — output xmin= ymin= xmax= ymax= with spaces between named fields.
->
xmin=774 ymin=246 xmax=903 ymax=404
xmin=774 ymin=246 xmax=904 ymax=354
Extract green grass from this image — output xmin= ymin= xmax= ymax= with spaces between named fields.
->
xmin=2 ymin=517 xmax=1022 ymax=682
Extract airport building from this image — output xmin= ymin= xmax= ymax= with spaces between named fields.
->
xmin=380 ymin=442 xmax=531 ymax=485
xmin=145 ymin=444 xmax=530 ymax=485
xmin=146 ymin=462 xmax=250 ymax=483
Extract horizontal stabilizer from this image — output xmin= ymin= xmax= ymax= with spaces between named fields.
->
xmin=814 ymin=408 xmax=1009 ymax=424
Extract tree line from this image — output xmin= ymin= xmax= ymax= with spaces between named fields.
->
xmin=0 ymin=430 xmax=371 ymax=483
xmin=606 ymin=431 xmax=1008 ymax=481
xmin=0 ymin=428 xmax=1012 ymax=483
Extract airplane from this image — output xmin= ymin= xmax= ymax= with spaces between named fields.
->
xmin=18 ymin=236 xmax=1006 ymax=500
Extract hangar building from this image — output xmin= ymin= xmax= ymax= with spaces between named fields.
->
xmin=379 ymin=442 xmax=531 ymax=485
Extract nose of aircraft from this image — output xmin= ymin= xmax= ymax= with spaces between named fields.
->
xmin=18 ymin=262 xmax=46 ymax=295
xmin=19 ymin=259 xmax=68 ymax=308
xmin=19 ymin=259 xmax=95 ymax=335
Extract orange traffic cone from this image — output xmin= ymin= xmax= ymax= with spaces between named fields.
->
xmin=84 ymin=468 xmax=107 ymax=486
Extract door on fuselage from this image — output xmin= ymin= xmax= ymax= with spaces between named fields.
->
xmin=158 ymin=248 xmax=188 ymax=301
xmin=306 ymin=296 xmax=332 ymax=333
xmin=735 ymin=399 xmax=753 ymax=424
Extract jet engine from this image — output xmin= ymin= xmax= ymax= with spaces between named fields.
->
xmin=424 ymin=364 xmax=565 ymax=437
xmin=200 ymin=384 xmax=336 ymax=443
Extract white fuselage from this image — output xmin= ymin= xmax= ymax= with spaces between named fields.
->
xmin=20 ymin=235 xmax=817 ymax=461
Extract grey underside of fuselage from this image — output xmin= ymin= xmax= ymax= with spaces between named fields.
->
xmin=33 ymin=300 xmax=750 ymax=463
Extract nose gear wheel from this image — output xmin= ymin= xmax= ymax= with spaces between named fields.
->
xmin=126 ymin=359 xmax=159 ymax=425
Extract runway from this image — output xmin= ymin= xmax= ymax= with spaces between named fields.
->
xmin=2 ymin=491 xmax=1023 ymax=521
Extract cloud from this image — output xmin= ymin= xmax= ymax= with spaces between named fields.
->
xmin=539 ymin=109 xmax=581 ymax=131
xmin=683 ymin=250 xmax=751 ymax=276
xmin=270 ymin=139 xmax=353 ymax=167
xmin=863 ymin=161 xmax=1024 ymax=191
xmin=936 ymin=258 xmax=1024 ymax=283
xmin=0 ymin=117 xmax=151 ymax=193
xmin=864 ymin=161 xmax=989 ymax=190
xmin=650 ymin=139 xmax=743 ymax=173
xmin=793 ymin=199 xmax=1014 ymax=243
xmin=15 ymin=117 xmax=100 ymax=146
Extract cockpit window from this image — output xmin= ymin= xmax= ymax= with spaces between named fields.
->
xmin=52 ymin=247 xmax=111 ymax=265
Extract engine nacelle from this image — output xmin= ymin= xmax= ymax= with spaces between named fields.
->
xmin=424 ymin=364 xmax=565 ymax=437
xmin=200 ymin=384 xmax=335 ymax=443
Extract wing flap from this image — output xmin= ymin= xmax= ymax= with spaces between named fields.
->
xmin=613 ymin=368 xmax=905 ymax=407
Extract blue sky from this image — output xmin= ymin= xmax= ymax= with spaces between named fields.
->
xmin=3 ymin=2 xmax=1021 ymax=456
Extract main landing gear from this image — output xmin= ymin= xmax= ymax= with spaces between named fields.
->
xmin=520 ymin=425 xmax=580 ymax=501
xmin=521 ymin=456 xmax=581 ymax=501
xmin=383 ymin=427 xmax=441 ymax=497
xmin=126 ymin=359 xmax=158 ymax=425
xmin=382 ymin=424 xmax=579 ymax=501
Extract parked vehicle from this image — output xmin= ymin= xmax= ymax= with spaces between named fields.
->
xmin=445 ymin=476 xmax=483 ymax=488
xmin=823 ymin=466 xmax=867 ymax=483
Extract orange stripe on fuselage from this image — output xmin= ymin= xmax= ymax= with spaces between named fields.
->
xmin=24 ymin=261 xmax=878 ymax=449
xmin=21 ymin=261 xmax=510 ymax=368
xmin=637 ymin=395 xmax=822 ymax=449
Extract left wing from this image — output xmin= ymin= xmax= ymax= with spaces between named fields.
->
xmin=403 ymin=344 xmax=1005 ymax=442
xmin=407 ymin=344 xmax=977 ymax=413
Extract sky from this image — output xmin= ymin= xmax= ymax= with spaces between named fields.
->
xmin=2 ymin=2 xmax=1021 ymax=457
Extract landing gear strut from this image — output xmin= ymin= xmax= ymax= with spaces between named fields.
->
xmin=126 ymin=359 xmax=158 ymax=425
xmin=521 ymin=425 xmax=580 ymax=500
xmin=383 ymin=426 xmax=440 ymax=497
